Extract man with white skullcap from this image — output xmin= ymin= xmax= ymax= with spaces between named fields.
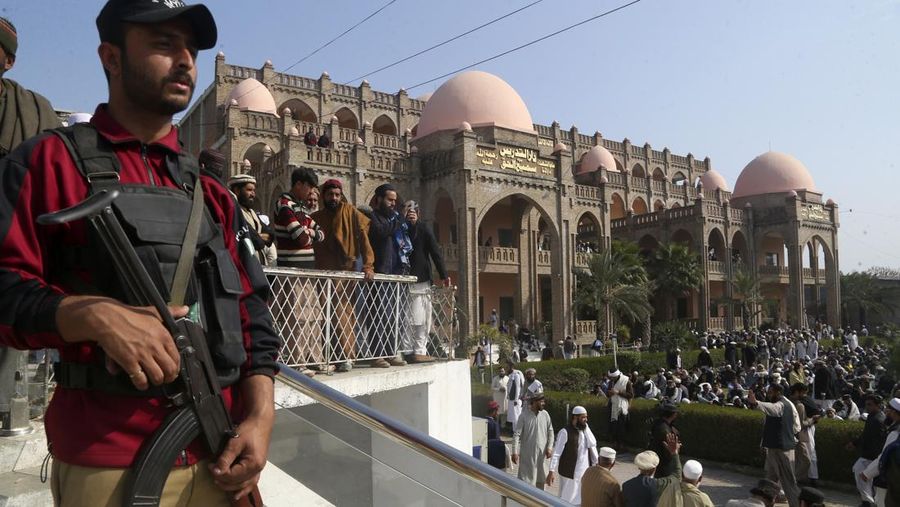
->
xmin=547 ymin=406 xmax=598 ymax=504
xmin=580 ymin=447 xmax=623 ymax=507
xmin=607 ymin=368 xmax=634 ymax=450
xmin=621 ymin=433 xmax=682 ymax=507
xmin=862 ymin=397 xmax=900 ymax=507
xmin=681 ymin=460 xmax=713 ymax=507
xmin=512 ymin=383 xmax=554 ymax=489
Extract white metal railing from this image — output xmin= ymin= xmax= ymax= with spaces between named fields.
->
xmin=265 ymin=267 xmax=458 ymax=368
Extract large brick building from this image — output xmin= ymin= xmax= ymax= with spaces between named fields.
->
xmin=177 ymin=53 xmax=841 ymax=344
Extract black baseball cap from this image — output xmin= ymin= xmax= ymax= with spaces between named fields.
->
xmin=97 ymin=0 xmax=217 ymax=50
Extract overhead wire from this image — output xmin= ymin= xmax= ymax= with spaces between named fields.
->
xmin=405 ymin=0 xmax=644 ymax=91
xmin=228 ymin=0 xmax=400 ymax=104
xmin=343 ymin=0 xmax=546 ymax=85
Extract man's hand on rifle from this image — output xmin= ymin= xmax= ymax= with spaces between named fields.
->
xmin=210 ymin=375 xmax=275 ymax=501
xmin=56 ymin=295 xmax=185 ymax=390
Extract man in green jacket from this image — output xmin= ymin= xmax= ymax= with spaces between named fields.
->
xmin=622 ymin=433 xmax=682 ymax=507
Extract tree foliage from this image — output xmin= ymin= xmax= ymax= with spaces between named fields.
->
xmin=840 ymin=271 xmax=900 ymax=328
xmin=575 ymin=241 xmax=653 ymax=343
xmin=646 ymin=242 xmax=703 ymax=319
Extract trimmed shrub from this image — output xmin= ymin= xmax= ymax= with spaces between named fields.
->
xmin=540 ymin=368 xmax=592 ymax=393
xmin=473 ymin=386 xmax=863 ymax=484
xmin=524 ymin=349 xmax=726 ymax=383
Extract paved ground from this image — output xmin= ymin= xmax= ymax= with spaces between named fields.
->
xmin=504 ymin=443 xmax=859 ymax=506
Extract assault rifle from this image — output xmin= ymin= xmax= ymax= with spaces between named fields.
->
xmin=38 ymin=190 xmax=262 ymax=507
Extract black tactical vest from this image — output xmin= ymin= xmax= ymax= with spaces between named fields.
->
xmin=52 ymin=124 xmax=245 ymax=389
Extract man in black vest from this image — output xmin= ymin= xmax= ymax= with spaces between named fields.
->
xmin=0 ymin=1 xmax=279 ymax=504
xmin=847 ymin=394 xmax=886 ymax=507
xmin=748 ymin=384 xmax=801 ymax=507
xmin=547 ymin=405 xmax=598 ymax=504
xmin=649 ymin=401 xmax=681 ymax=478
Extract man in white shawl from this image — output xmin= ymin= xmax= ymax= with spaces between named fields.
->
xmin=512 ymin=382 xmax=554 ymax=489
xmin=491 ymin=366 xmax=510 ymax=426
xmin=505 ymin=358 xmax=525 ymax=429
xmin=643 ymin=380 xmax=661 ymax=400
xmin=607 ymin=369 xmax=634 ymax=450
xmin=547 ymin=406 xmax=598 ymax=505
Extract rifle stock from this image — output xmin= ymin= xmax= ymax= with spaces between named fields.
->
xmin=37 ymin=191 xmax=264 ymax=507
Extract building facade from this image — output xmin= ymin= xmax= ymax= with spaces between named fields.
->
xmin=178 ymin=54 xmax=841 ymax=345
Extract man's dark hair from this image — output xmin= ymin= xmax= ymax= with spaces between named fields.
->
xmin=864 ymin=394 xmax=883 ymax=406
xmin=0 ymin=17 xmax=17 ymax=35
xmin=291 ymin=166 xmax=318 ymax=187
xmin=790 ymin=383 xmax=807 ymax=394
xmin=374 ymin=183 xmax=396 ymax=198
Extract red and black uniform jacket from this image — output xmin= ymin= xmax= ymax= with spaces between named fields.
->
xmin=0 ymin=105 xmax=280 ymax=468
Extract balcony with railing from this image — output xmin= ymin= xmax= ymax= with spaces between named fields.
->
xmin=536 ymin=250 xmax=551 ymax=268
xmin=707 ymin=260 xmax=725 ymax=275
xmin=709 ymin=316 xmax=726 ymax=330
xmin=303 ymin=146 xmax=353 ymax=167
xmin=438 ymin=244 xmax=460 ymax=266
xmin=275 ymin=72 xmax=318 ymax=91
xmin=243 ymin=111 xmax=279 ymax=132
xmin=332 ymin=83 xmax=361 ymax=98
xmin=574 ymin=184 xmax=602 ymax=201
xmin=758 ymin=264 xmax=790 ymax=279
xmin=478 ymin=246 xmax=519 ymax=272
xmin=372 ymin=132 xmax=402 ymax=150
xmin=575 ymin=251 xmax=591 ymax=268
xmin=576 ymin=320 xmax=596 ymax=339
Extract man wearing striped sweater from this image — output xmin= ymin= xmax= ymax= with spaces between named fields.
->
xmin=274 ymin=166 xmax=324 ymax=268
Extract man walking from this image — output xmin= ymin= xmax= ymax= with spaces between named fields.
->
xmin=491 ymin=366 xmax=509 ymax=427
xmin=607 ymin=369 xmax=634 ymax=450
xmin=649 ymin=402 xmax=681 ymax=478
xmin=0 ymin=1 xmax=279 ymax=504
xmin=621 ymin=434 xmax=682 ymax=507
xmin=789 ymin=383 xmax=820 ymax=485
xmin=848 ymin=395 xmax=886 ymax=507
xmin=580 ymin=447 xmax=624 ymax=507
xmin=512 ymin=383 xmax=554 ymax=490
xmin=403 ymin=199 xmax=449 ymax=363
xmin=681 ymin=460 xmax=714 ymax=507
xmin=505 ymin=358 xmax=525 ymax=430
xmin=748 ymin=385 xmax=801 ymax=507
xmin=861 ymin=397 xmax=900 ymax=507
xmin=547 ymin=406 xmax=598 ymax=505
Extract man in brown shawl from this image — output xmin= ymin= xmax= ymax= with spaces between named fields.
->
xmin=0 ymin=17 xmax=60 ymax=158
xmin=0 ymin=16 xmax=60 ymax=435
xmin=311 ymin=179 xmax=375 ymax=372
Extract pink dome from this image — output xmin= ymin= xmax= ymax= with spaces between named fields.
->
xmin=576 ymin=145 xmax=618 ymax=175
xmin=732 ymin=151 xmax=816 ymax=198
xmin=699 ymin=169 xmax=729 ymax=192
xmin=416 ymin=71 xmax=534 ymax=138
xmin=225 ymin=78 xmax=278 ymax=116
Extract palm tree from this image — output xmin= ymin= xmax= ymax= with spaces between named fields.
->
xmin=646 ymin=243 xmax=703 ymax=320
xmin=575 ymin=242 xmax=653 ymax=348
xmin=841 ymin=272 xmax=900 ymax=328
xmin=731 ymin=267 xmax=764 ymax=329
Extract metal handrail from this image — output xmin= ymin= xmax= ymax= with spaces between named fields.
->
xmin=264 ymin=266 xmax=417 ymax=283
xmin=276 ymin=362 xmax=566 ymax=507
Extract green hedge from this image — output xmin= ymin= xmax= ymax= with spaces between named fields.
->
xmin=473 ymin=386 xmax=863 ymax=484
xmin=527 ymin=349 xmax=726 ymax=387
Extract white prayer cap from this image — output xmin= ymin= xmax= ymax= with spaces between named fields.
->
xmin=572 ymin=406 xmax=587 ymax=415
xmin=525 ymin=381 xmax=544 ymax=401
xmin=890 ymin=398 xmax=900 ymax=412
xmin=599 ymin=447 xmax=616 ymax=459
xmin=683 ymin=460 xmax=703 ymax=480
xmin=633 ymin=451 xmax=660 ymax=470
xmin=608 ymin=369 xmax=622 ymax=378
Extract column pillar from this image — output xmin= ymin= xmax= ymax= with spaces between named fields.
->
xmin=787 ymin=243 xmax=806 ymax=328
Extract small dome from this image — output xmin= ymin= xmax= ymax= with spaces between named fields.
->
xmin=321 ymin=71 xmax=330 ymax=78
xmin=699 ymin=169 xmax=730 ymax=192
xmin=459 ymin=121 xmax=472 ymax=132
xmin=262 ymin=145 xmax=273 ymax=154
xmin=576 ymin=145 xmax=618 ymax=175
xmin=290 ymin=126 xmax=300 ymax=136
xmin=416 ymin=71 xmax=534 ymax=138
xmin=599 ymin=175 xmax=609 ymax=184
xmin=225 ymin=78 xmax=278 ymax=116
xmin=552 ymin=142 xmax=568 ymax=153
xmin=67 ymin=112 xmax=93 ymax=125
xmin=331 ymin=115 xmax=339 ymax=122
xmin=732 ymin=151 xmax=817 ymax=198
xmin=264 ymin=59 xmax=273 ymax=67
xmin=242 ymin=159 xmax=251 ymax=168
xmin=282 ymin=107 xmax=292 ymax=116
xmin=355 ymin=136 xmax=364 ymax=144
xmin=787 ymin=189 xmax=798 ymax=197
xmin=410 ymin=146 xmax=419 ymax=154
xmin=216 ymin=51 xmax=225 ymax=58
xmin=826 ymin=198 xmax=835 ymax=206
xmin=361 ymin=79 xmax=370 ymax=86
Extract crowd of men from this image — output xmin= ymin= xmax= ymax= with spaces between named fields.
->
xmin=215 ymin=162 xmax=452 ymax=376
xmin=485 ymin=325 xmax=900 ymax=506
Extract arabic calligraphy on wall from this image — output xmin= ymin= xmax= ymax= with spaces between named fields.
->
xmin=476 ymin=146 xmax=555 ymax=176
xmin=799 ymin=204 xmax=830 ymax=222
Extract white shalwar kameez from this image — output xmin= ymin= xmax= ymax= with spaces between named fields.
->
xmin=549 ymin=425 xmax=598 ymax=505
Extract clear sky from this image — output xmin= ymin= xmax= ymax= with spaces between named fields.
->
xmin=4 ymin=0 xmax=899 ymax=271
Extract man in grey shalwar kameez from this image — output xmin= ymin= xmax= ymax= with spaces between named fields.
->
xmin=512 ymin=382 xmax=554 ymax=489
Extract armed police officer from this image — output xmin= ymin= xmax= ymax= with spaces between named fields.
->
xmin=0 ymin=1 xmax=280 ymax=505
